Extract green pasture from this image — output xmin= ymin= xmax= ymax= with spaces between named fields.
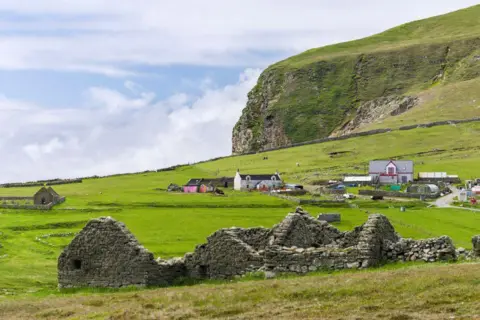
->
xmin=1 ymin=122 xmax=480 ymax=297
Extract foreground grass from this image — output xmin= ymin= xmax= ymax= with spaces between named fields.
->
xmin=1 ymin=263 xmax=480 ymax=319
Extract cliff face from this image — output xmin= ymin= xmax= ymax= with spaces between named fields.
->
xmin=232 ymin=5 xmax=480 ymax=154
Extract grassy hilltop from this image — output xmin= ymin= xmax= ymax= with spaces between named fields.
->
xmin=232 ymin=5 xmax=480 ymax=153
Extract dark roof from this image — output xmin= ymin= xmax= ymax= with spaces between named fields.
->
xmin=240 ymin=174 xmax=281 ymax=181
xmin=185 ymin=177 xmax=234 ymax=186
xmin=185 ymin=179 xmax=203 ymax=186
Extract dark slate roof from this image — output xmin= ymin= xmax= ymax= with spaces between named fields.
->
xmin=240 ymin=174 xmax=281 ymax=181
xmin=186 ymin=177 xmax=235 ymax=186
xmin=185 ymin=179 xmax=203 ymax=186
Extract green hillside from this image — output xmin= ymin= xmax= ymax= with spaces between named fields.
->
xmin=232 ymin=5 xmax=480 ymax=154
xmin=274 ymin=5 xmax=480 ymax=68
xmin=1 ymin=122 xmax=480 ymax=298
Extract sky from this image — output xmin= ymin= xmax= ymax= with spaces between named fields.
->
xmin=0 ymin=1 xmax=478 ymax=183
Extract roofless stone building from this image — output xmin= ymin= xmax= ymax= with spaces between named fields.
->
xmin=58 ymin=209 xmax=462 ymax=289
xmin=57 ymin=217 xmax=184 ymax=289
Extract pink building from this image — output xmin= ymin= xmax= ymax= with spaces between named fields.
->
xmin=183 ymin=185 xmax=199 ymax=193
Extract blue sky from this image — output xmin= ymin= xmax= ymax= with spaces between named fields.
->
xmin=0 ymin=0 xmax=477 ymax=183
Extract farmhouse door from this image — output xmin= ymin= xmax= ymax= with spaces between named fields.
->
xmin=402 ymin=176 xmax=407 ymax=183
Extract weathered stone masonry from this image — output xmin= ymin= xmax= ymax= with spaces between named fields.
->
xmin=58 ymin=210 xmax=465 ymax=289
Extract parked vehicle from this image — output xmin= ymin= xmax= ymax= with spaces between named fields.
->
xmin=371 ymin=195 xmax=384 ymax=200
xmin=343 ymin=193 xmax=356 ymax=199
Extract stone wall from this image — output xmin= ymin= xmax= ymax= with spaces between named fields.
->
xmin=267 ymin=192 xmax=345 ymax=205
xmin=0 ymin=179 xmax=82 ymax=188
xmin=0 ymin=195 xmax=65 ymax=210
xmin=386 ymin=237 xmax=456 ymax=262
xmin=358 ymin=189 xmax=440 ymax=199
xmin=58 ymin=210 xmax=462 ymax=289
xmin=233 ymin=116 xmax=480 ymax=155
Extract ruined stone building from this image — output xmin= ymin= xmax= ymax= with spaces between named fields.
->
xmin=58 ymin=217 xmax=184 ymax=289
xmin=58 ymin=209 xmax=463 ymax=289
xmin=34 ymin=187 xmax=63 ymax=205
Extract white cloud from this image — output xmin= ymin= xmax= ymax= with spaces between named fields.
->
xmin=23 ymin=138 xmax=64 ymax=161
xmin=0 ymin=68 xmax=261 ymax=183
xmin=0 ymin=1 xmax=476 ymax=75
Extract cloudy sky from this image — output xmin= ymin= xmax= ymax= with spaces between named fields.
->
xmin=0 ymin=1 xmax=477 ymax=183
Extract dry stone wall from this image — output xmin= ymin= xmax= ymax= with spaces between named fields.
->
xmin=359 ymin=189 xmax=440 ymax=199
xmin=58 ymin=210 xmax=467 ymax=289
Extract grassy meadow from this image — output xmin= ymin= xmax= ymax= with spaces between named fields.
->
xmin=2 ymin=263 xmax=480 ymax=319
xmin=0 ymin=122 xmax=479 ymax=300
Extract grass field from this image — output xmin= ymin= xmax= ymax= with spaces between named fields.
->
xmin=1 ymin=122 xmax=480 ymax=320
xmin=2 ymin=263 xmax=480 ymax=319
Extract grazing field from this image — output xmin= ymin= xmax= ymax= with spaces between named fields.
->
xmin=1 ymin=123 xmax=480 ymax=315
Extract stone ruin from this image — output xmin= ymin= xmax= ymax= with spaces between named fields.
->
xmin=58 ymin=217 xmax=185 ymax=288
xmin=58 ymin=208 xmax=468 ymax=289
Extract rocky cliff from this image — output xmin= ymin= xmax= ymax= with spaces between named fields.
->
xmin=232 ymin=5 xmax=480 ymax=154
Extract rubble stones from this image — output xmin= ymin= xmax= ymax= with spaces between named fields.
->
xmin=58 ymin=212 xmax=465 ymax=289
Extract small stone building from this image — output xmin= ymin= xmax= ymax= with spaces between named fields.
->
xmin=34 ymin=187 xmax=61 ymax=205
xmin=58 ymin=217 xmax=185 ymax=289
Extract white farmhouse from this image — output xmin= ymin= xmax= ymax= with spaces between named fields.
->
xmin=369 ymin=160 xmax=414 ymax=185
xmin=234 ymin=169 xmax=283 ymax=191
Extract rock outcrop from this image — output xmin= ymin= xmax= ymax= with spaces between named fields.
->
xmin=58 ymin=212 xmax=461 ymax=289
xmin=331 ymin=96 xmax=419 ymax=137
